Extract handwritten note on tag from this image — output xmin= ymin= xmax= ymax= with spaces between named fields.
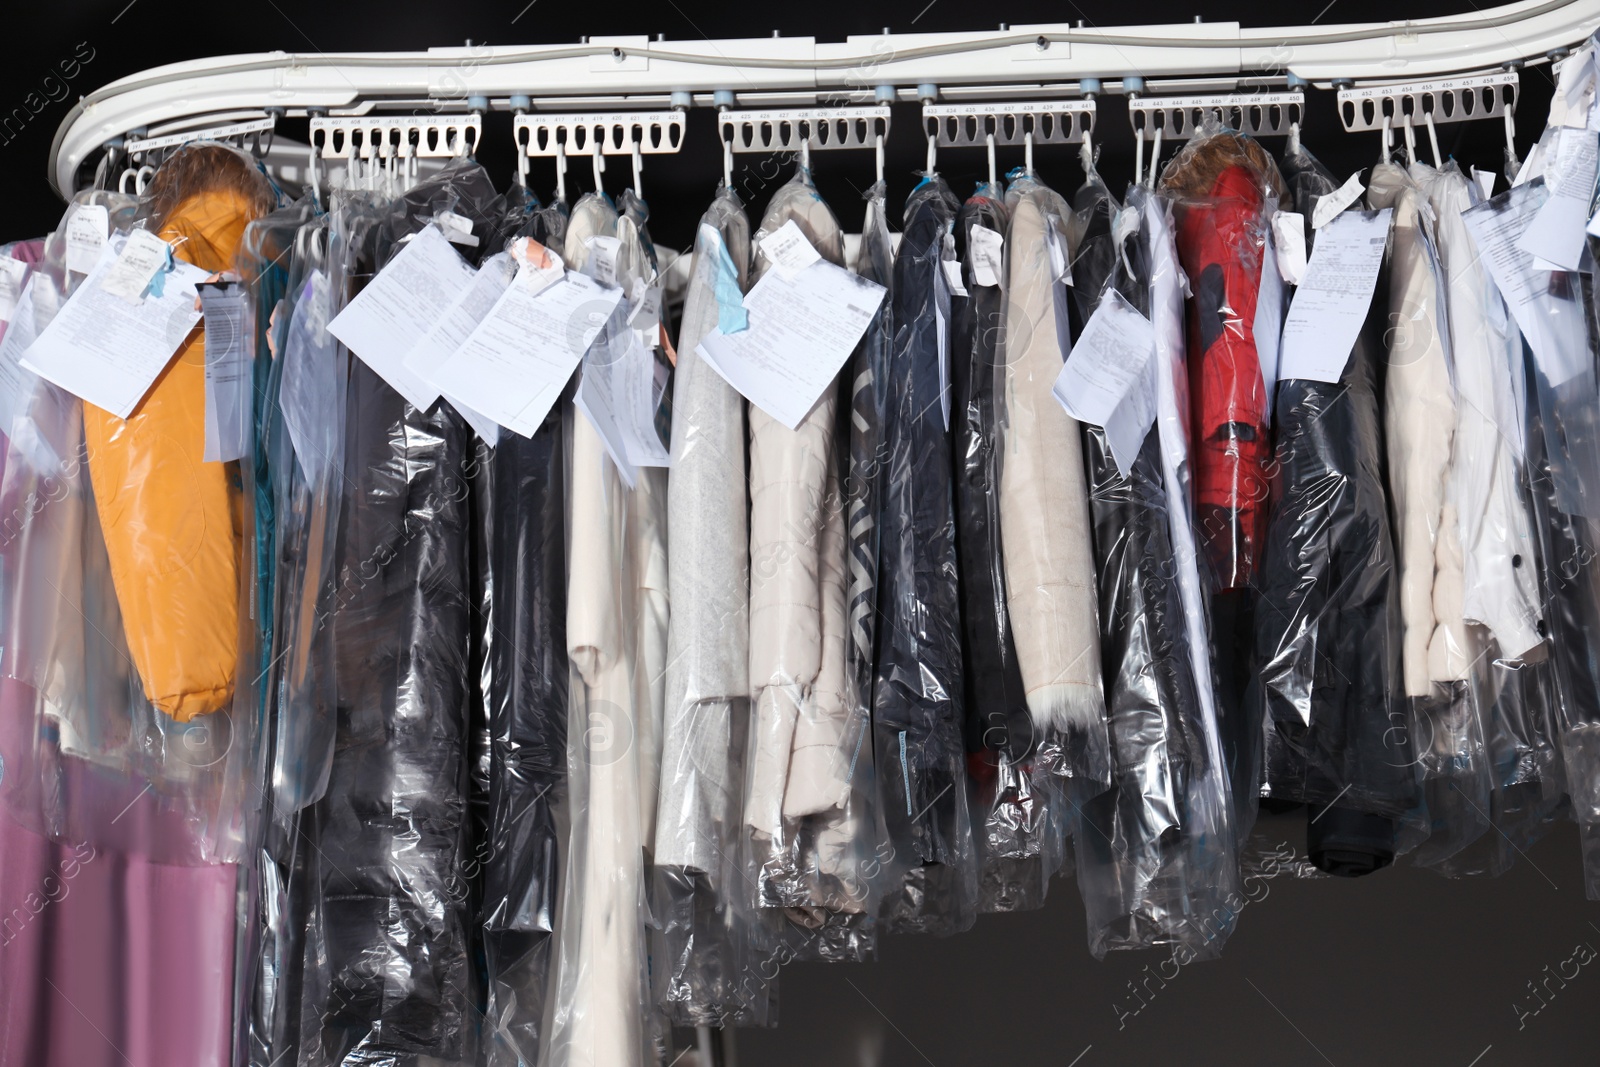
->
xmin=21 ymin=232 xmax=208 ymax=419
xmin=430 ymin=270 xmax=624 ymax=438
xmin=1279 ymin=209 xmax=1391 ymax=383
xmin=970 ymin=225 xmax=1004 ymax=287
xmin=1312 ymin=171 xmax=1366 ymax=229
xmin=64 ymin=204 xmax=109 ymax=276
xmin=696 ymin=258 xmax=887 ymax=430
xmin=1052 ymin=289 xmax=1157 ymax=478
xmin=328 ymin=224 xmax=478 ymax=410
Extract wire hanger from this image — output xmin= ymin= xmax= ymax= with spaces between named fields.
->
xmin=1423 ymin=110 xmax=1442 ymax=167
xmin=1380 ymin=110 xmax=1393 ymax=165
xmin=1402 ymin=110 xmax=1417 ymax=165
xmin=874 ymin=130 xmax=885 ymax=185
xmin=632 ymin=139 xmax=644 ymax=199
xmin=591 ymin=137 xmax=605 ymax=195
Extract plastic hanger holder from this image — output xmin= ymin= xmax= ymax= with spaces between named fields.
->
xmin=719 ymin=106 xmax=891 ymax=153
xmin=1128 ymin=90 xmax=1305 ymax=139
xmin=125 ymin=116 xmax=277 ymax=159
xmin=922 ymin=100 xmax=1096 ymax=147
xmin=513 ymin=111 xmax=686 ymax=156
xmin=310 ymin=114 xmax=481 ymax=159
xmin=1335 ymin=70 xmax=1519 ymax=131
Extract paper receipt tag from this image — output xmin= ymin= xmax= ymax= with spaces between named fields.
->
xmin=1312 ymin=171 xmax=1366 ymax=228
xmin=510 ymin=237 xmax=565 ymax=295
xmin=433 ymin=210 xmax=479 ymax=247
xmin=1272 ymin=212 xmax=1308 ymax=285
xmin=0 ymin=256 xmax=27 ymax=322
xmin=99 ymin=229 xmax=173 ymax=304
xmin=969 ymin=225 xmax=1004 ymax=288
xmin=585 ymin=235 xmax=622 ymax=287
xmin=1052 ymin=288 xmax=1157 ymax=478
xmin=941 ymin=232 xmax=968 ymax=297
xmin=627 ymin=279 xmax=662 ymax=332
xmin=65 ymin=204 xmax=109 ymax=275
xmin=758 ymin=219 xmax=822 ymax=276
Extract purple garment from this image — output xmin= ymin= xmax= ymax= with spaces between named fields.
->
xmin=0 ymin=683 xmax=237 ymax=1067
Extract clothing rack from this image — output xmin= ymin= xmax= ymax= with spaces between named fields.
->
xmin=48 ymin=0 xmax=1600 ymax=198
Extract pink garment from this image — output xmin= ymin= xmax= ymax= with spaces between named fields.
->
xmin=0 ymin=684 xmax=237 ymax=1067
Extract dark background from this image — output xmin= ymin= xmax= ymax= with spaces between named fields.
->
xmin=2 ymin=3 xmax=1594 ymax=1065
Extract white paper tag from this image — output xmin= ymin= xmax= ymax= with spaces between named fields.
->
xmin=433 ymin=210 xmax=480 ymax=248
xmin=1052 ymin=289 xmax=1157 ymax=478
xmin=1311 ymin=171 xmax=1366 ymax=229
xmin=758 ymin=219 xmax=822 ymax=277
xmin=404 ymin=253 xmax=519 ymax=402
xmin=1279 ymin=209 xmax=1392 ymax=384
xmin=934 ymin=257 xmax=953 ymax=430
xmin=0 ymin=256 xmax=27 ymax=323
xmin=575 ymin=326 xmax=672 ymax=487
xmin=509 ymin=237 xmax=566 ymax=295
xmin=430 ymin=271 xmax=624 ymax=438
xmin=98 ymin=229 xmax=173 ymax=304
xmin=696 ymin=258 xmax=889 ymax=430
xmin=0 ymin=274 xmax=47 ymax=439
xmin=1517 ymin=127 xmax=1599 ymax=272
xmin=20 ymin=233 xmax=208 ymax=419
xmin=445 ymin=393 xmax=501 ymax=445
xmin=970 ymin=225 xmax=1004 ymax=288
xmin=1464 ymin=180 xmax=1588 ymax=386
xmin=585 ymin=235 xmax=622 ymax=287
xmin=199 ymin=282 xmax=252 ymax=463
xmin=1271 ymin=212 xmax=1307 ymax=285
xmin=1472 ymin=166 xmax=1499 ymax=200
xmin=940 ymin=232 xmax=969 ymax=297
xmin=1255 ymin=241 xmax=1285 ymax=424
xmin=626 ymin=279 xmax=662 ymax=332
xmin=328 ymin=224 xmax=478 ymax=410
xmin=64 ymin=204 xmax=109 ymax=276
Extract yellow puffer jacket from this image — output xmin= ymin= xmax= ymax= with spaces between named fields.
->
xmin=83 ymin=160 xmax=269 ymax=722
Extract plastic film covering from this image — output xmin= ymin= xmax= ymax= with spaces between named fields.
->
xmin=244 ymin=196 xmax=341 ymax=1067
xmin=0 ymin=169 xmax=266 ymax=1067
xmin=1251 ymin=143 xmax=1416 ymax=877
xmin=1068 ymin=173 xmax=1239 ymax=955
xmin=1159 ymin=128 xmax=1281 ymax=594
xmin=740 ymin=168 xmax=877 ymax=960
xmin=545 ymin=190 xmax=664 ymax=1067
xmin=1 ymin=167 xmax=269 ymax=869
xmin=997 ymin=172 xmax=1112 ymax=787
xmin=872 ymin=175 xmax=978 ymax=937
xmin=951 ymin=181 xmax=1067 ymax=914
xmin=1520 ymin=325 xmax=1600 ymax=898
xmin=282 ymin=160 xmax=513 ymax=1067
xmin=478 ymin=194 xmax=572 ymax=1067
xmin=652 ymin=185 xmax=774 ymax=1027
